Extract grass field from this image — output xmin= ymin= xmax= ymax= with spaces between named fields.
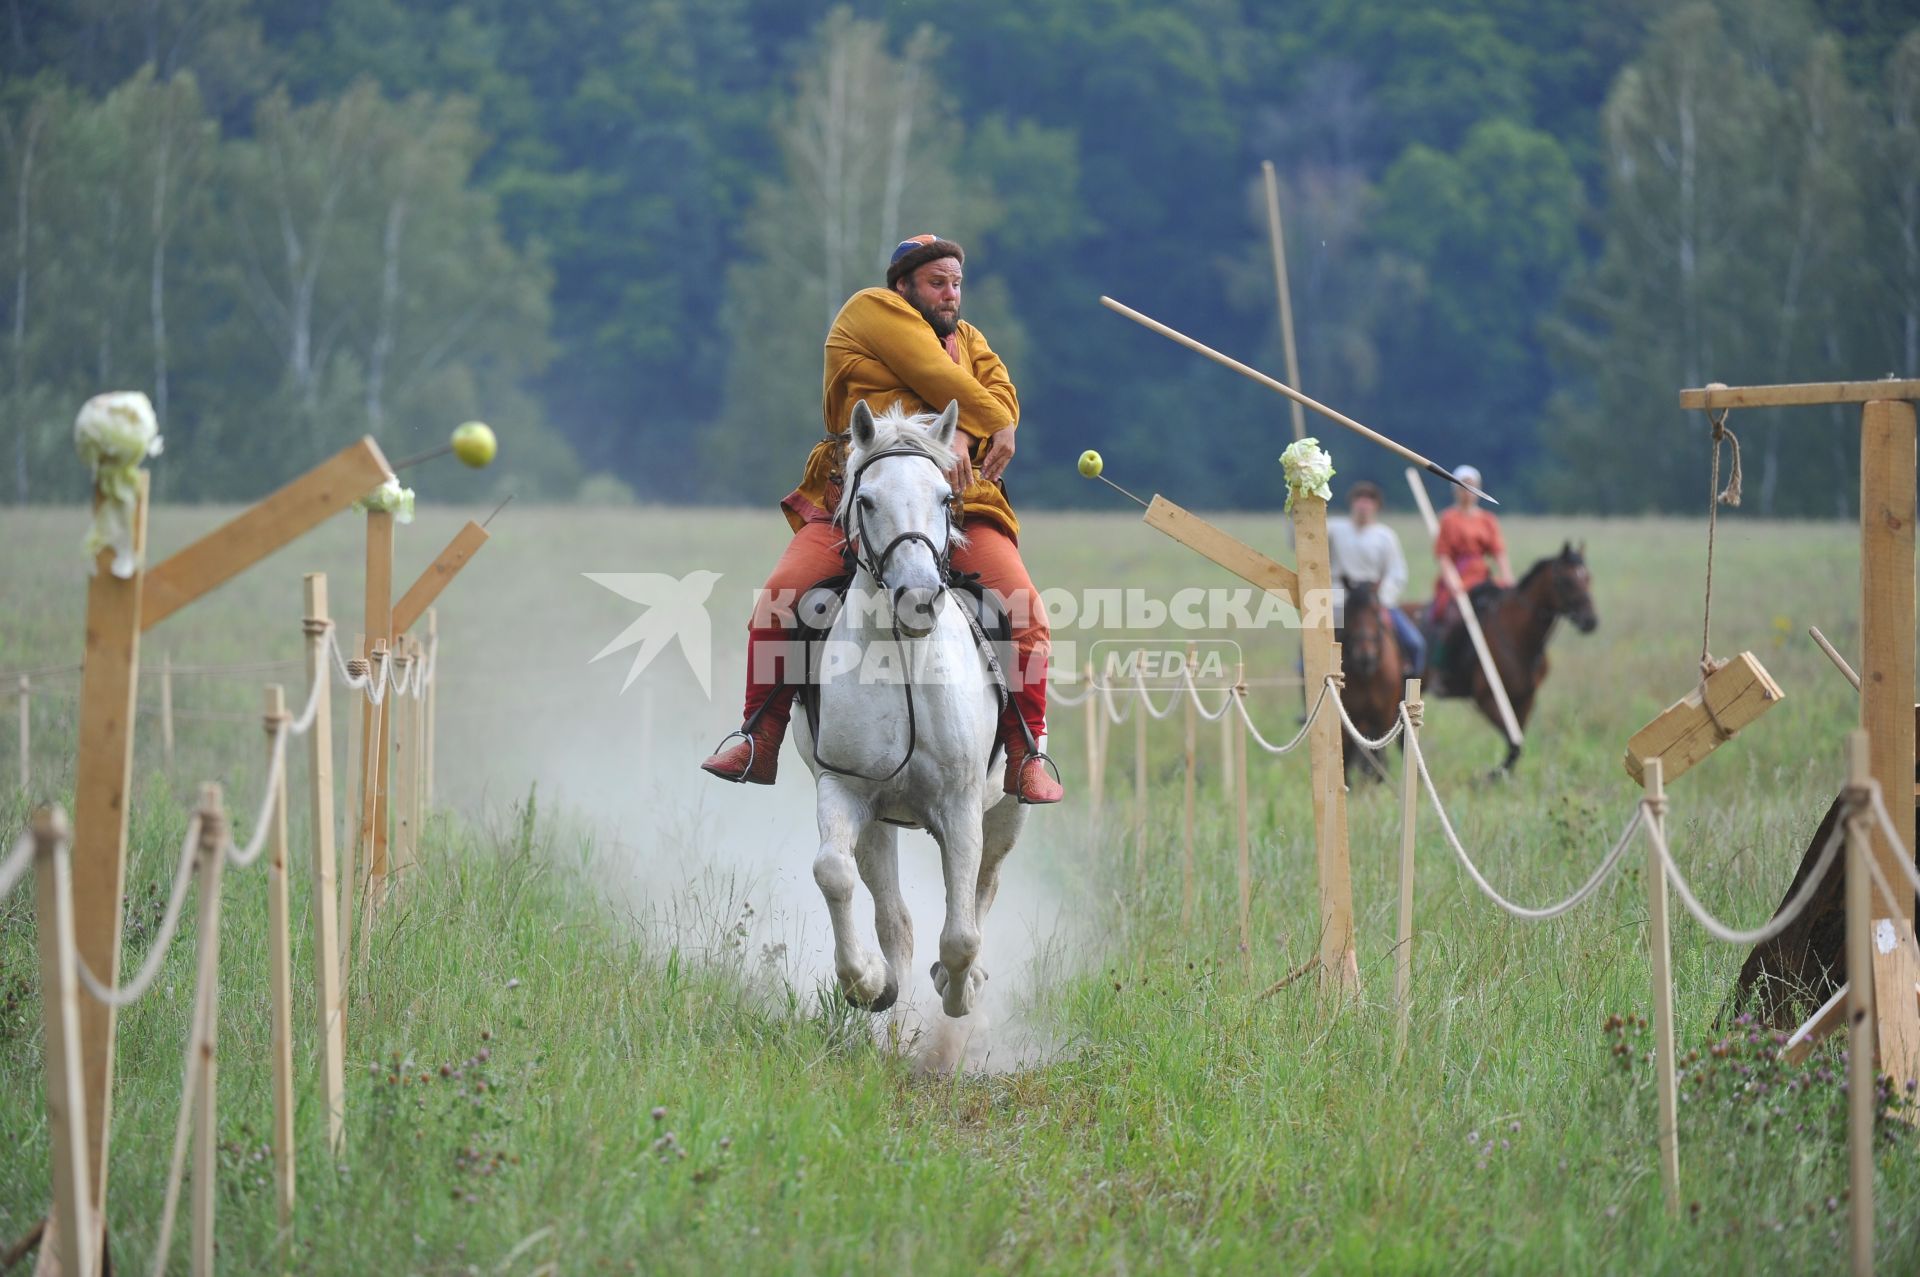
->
xmin=2 ymin=498 xmax=1917 ymax=1274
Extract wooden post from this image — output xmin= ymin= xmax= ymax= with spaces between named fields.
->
xmin=1845 ymin=730 xmax=1876 ymax=1277
xmin=71 ymin=470 xmax=147 ymax=1246
xmin=1133 ymin=703 xmax=1148 ymax=892
xmin=1642 ymin=756 xmax=1681 ymax=1217
xmin=340 ymin=637 xmax=363 ymax=998
xmin=33 ymin=804 xmax=93 ymax=1277
xmin=1293 ymin=493 xmax=1359 ymax=992
xmin=1083 ymin=663 xmax=1103 ymax=820
xmin=189 ymin=783 xmax=225 ymax=1277
xmin=1394 ymin=679 xmax=1421 ymax=1065
xmin=1182 ymin=642 xmax=1197 ymax=929
xmin=1234 ymin=663 xmax=1251 ymax=965
xmin=160 ymin=651 xmax=174 ymax=773
xmin=364 ymin=510 xmax=394 ymax=906
xmin=1860 ymin=398 xmax=1920 ymax=1093
xmin=357 ymin=657 xmax=386 ymax=968
xmin=391 ymin=644 xmax=414 ymax=881
xmin=303 ymin=576 xmax=345 ymax=1155
xmin=424 ymin=609 xmax=438 ymax=810
xmin=263 ymin=687 xmax=295 ymax=1230
xmin=412 ymin=634 xmax=427 ymax=856
xmin=16 ymin=675 xmax=26 ymax=792
xmin=1260 ymin=159 xmax=1308 ymax=444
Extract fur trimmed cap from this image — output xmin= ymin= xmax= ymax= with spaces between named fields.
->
xmin=886 ymin=234 xmax=965 ymax=287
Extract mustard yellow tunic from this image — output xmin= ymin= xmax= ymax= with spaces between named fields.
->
xmin=785 ymin=287 xmax=1021 ymax=539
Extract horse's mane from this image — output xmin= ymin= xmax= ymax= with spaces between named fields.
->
xmin=835 ymin=403 xmax=965 ymax=529
xmin=1516 ymin=547 xmax=1581 ymax=590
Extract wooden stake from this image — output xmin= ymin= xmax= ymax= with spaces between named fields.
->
xmin=391 ymin=645 xmax=414 ymax=881
xmin=71 ymin=469 xmax=147 ymax=1242
xmin=303 ymin=576 xmax=345 ymax=1155
xmin=1845 ymin=730 xmax=1876 ymax=1277
xmin=424 ymin=609 xmax=438 ymax=810
xmin=1860 ymin=399 xmax=1920 ymax=1095
xmin=16 ymin=675 xmax=27 ymax=792
xmin=1234 ymin=663 xmax=1251 ymax=966
xmin=412 ymin=635 xmax=427 ymax=858
xmin=1395 ymin=679 xmax=1421 ymax=1065
xmin=1084 ymin=663 xmax=1104 ymax=821
xmin=339 ymin=639 xmax=363 ymax=1004
xmin=160 ymin=651 xmax=174 ymax=773
xmin=33 ymin=804 xmax=93 ymax=1277
xmin=1260 ymin=159 xmax=1308 ymax=443
xmin=1133 ymin=704 xmax=1148 ymax=893
xmin=1642 ymin=756 xmax=1681 ymax=1216
xmin=190 ymin=783 xmax=226 ymax=1277
xmin=357 ymin=641 xmax=385 ymax=960
xmin=1294 ymin=493 xmax=1358 ymax=992
xmin=1182 ymin=643 xmax=1197 ymax=929
xmin=364 ymin=509 xmax=394 ymax=903
xmin=263 ymin=686 xmax=295 ymax=1230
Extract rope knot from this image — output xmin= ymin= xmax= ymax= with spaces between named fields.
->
xmin=1708 ymin=406 xmax=1743 ymax=508
xmin=1327 ymin=670 xmax=1346 ymax=692
xmin=346 ymin=658 xmax=370 ymax=679
xmin=1404 ymin=700 xmax=1425 ymax=729
xmin=1644 ymin=793 xmax=1670 ymax=821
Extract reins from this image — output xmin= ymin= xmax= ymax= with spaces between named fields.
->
xmin=808 ymin=445 xmax=959 ymax=783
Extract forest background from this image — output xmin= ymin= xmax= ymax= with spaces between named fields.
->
xmin=5 ymin=0 xmax=1919 ymax=517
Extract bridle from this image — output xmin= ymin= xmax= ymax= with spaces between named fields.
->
xmin=810 ymin=444 xmax=963 ymax=782
xmin=838 ymin=445 xmax=961 ymax=589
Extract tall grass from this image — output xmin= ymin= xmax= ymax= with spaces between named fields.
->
xmin=2 ymin=504 xmax=1916 ymax=1272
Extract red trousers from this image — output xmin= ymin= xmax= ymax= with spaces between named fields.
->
xmin=739 ymin=517 xmax=1051 ymax=744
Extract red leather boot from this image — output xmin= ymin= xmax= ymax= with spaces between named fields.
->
xmin=1000 ymin=692 xmax=1064 ymax=804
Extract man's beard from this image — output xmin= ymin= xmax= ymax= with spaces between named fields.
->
xmin=907 ymin=289 xmax=960 ymax=338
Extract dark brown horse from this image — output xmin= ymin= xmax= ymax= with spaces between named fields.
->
xmin=1403 ymin=542 xmax=1598 ymax=772
xmin=1334 ymin=577 xmax=1405 ymax=783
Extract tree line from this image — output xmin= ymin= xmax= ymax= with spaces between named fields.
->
xmin=4 ymin=0 xmax=1916 ymax=515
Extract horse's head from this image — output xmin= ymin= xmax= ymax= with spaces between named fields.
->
xmin=1337 ymin=575 xmax=1387 ymax=677
xmin=1540 ymin=540 xmax=1597 ymax=633
xmin=839 ymin=398 xmax=965 ymax=638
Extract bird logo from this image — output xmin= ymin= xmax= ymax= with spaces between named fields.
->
xmin=583 ymin=570 xmax=723 ymax=696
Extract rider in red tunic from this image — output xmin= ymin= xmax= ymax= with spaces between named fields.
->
xmin=1428 ymin=463 xmax=1513 ymax=631
xmin=699 ymin=235 xmax=1064 ymax=804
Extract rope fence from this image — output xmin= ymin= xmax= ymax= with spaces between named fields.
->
xmin=1077 ymin=651 xmax=1914 ymax=1247
xmin=7 ymin=601 xmax=445 ymax=1276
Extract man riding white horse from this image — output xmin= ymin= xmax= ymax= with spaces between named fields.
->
xmin=701 ymin=234 xmax=1063 ymax=804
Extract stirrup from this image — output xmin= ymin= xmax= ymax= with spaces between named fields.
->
xmin=705 ymin=727 xmax=756 ymax=782
xmin=1011 ymin=747 xmax=1063 ymax=805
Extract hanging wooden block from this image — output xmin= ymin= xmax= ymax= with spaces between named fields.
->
xmin=1622 ymin=651 xmax=1784 ymax=786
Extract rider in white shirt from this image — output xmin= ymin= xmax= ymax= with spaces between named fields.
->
xmin=1326 ymin=480 xmax=1426 ymax=673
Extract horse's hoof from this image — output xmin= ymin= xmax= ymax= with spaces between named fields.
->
xmin=846 ymin=980 xmax=899 ymax=1014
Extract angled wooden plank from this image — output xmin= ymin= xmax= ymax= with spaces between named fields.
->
xmin=1679 ymin=380 xmax=1920 ymax=410
xmin=393 ymin=521 xmax=488 ymax=636
xmin=1622 ymin=651 xmax=1785 ymax=786
xmin=140 ymin=438 xmax=392 ymax=631
xmin=1142 ymin=495 xmax=1298 ymax=604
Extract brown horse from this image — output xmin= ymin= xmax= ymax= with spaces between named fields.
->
xmin=1403 ymin=542 xmax=1598 ymax=772
xmin=1334 ymin=577 xmax=1405 ymax=783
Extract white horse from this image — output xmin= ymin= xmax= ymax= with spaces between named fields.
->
xmin=791 ymin=399 xmax=1029 ymax=1021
